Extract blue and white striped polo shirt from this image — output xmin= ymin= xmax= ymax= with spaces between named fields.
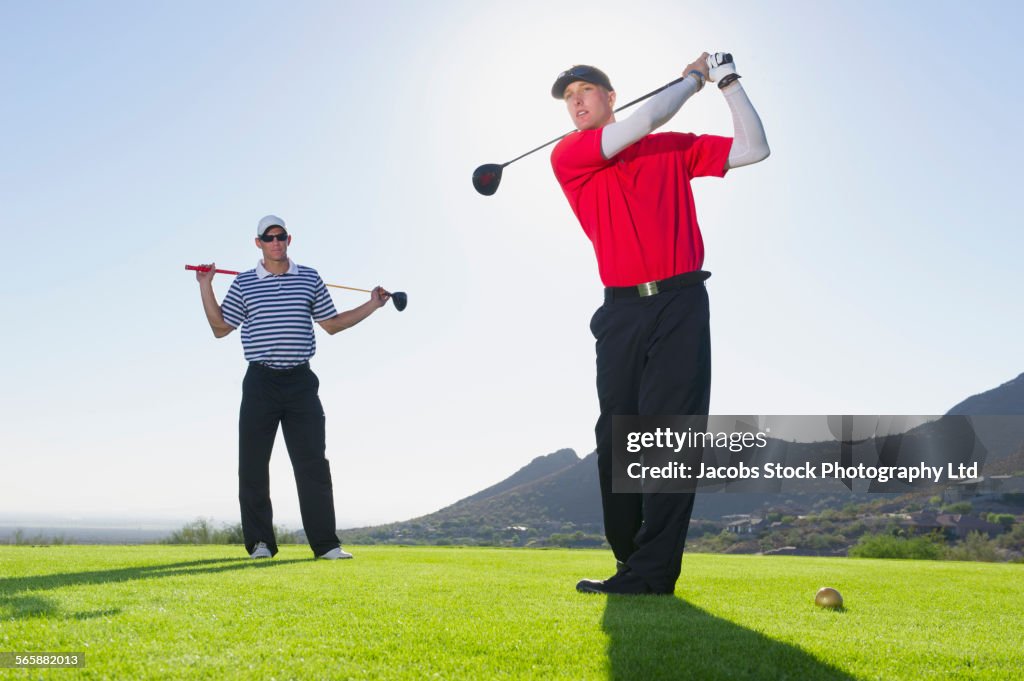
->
xmin=221 ymin=259 xmax=337 ymax=369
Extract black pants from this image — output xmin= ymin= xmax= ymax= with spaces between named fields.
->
xmin=591 ymin=284 xmax=711 ymax=594
xmin=238 ymin=362 xmax=340 ymax=557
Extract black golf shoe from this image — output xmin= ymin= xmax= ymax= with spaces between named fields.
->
xmin=575 ymin=572 xmax=655 ymax=595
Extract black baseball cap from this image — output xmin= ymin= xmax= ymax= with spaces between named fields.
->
xmin=550 ymin=65 xmax=614 ymax=99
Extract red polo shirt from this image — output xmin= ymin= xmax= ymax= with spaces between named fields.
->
xmin=551 ymin=128 xmax=732 ymax=287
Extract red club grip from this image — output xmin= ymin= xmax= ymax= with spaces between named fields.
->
xmin=185 ymin=265 xmax=241 ymax=276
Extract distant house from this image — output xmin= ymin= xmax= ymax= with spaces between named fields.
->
xmin=906 ymin=511 xmax=1003 ymax=539
xmin=936 ymin=514 xmax=1005 ymax=539
xmin=943 ymin=474 xmax=1024 ymax=503
xmin=725 ymin=515 xmax=764 ymax=535
xmin=905 ymin=511 xmax=942 ymax=534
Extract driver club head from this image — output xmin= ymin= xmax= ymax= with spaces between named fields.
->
xmin=391 ymin=291 xmax=408 ymax=311
xmin=472 ymin=164 xmax=503 ymax=196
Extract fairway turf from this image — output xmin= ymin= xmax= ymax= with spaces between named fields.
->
xmin=1 ymin=546 xmax=1021 ymax=680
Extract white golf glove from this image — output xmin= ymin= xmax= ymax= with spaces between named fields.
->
xmin=706 ymin=52 xmax=737 ymax=83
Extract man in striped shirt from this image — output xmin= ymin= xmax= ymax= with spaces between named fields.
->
xmin=195 ymin=214 xmax=391 ymax=560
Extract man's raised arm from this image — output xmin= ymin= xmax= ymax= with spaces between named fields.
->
xmin=318 ymin=287 xmax=391 ymax=335
xmin=705 ymin=52 xmax=770 ymax=170
xmin=600 ymin=52 xmax=712 ymax=159
xmin=195 ymin=263 xmax=235 ymax=338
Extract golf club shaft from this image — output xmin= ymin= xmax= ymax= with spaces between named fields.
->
xmin=613 ymin=75 xmax=687 ymax=113
xmin=502 ymin=132 xmax=571 ymax=168
xmin=501 ymin=75 xmax=689 ymax=168
xmin=325 ymin=283 xmax=372 ymax=293
xmin=186 ymin=264 xmax=372 ymax=293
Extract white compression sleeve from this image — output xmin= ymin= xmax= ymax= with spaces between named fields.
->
xmin=723 ymin=82 xmax=769 ymax=169
xmin=600 ymin=77 xmax=701 ymax=159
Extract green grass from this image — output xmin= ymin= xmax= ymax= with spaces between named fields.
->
xmin=1 ymin=546 xmax=1022 ymax=680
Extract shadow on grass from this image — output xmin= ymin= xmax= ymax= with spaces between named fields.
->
xmin=0 ymin=593 xmax=126 ymax=621
xmin=0 ymin=556 xmax=306 ymax=620
xmin=603 ymin=596 xmax=856 ymax=681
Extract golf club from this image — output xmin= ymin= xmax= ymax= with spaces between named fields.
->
xmin=185 ymin=265 xmax=408 ymax=311
xmin=472 ymin=74 xmax=689 ymax=196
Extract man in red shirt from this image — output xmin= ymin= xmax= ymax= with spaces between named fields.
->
xmin=550 ymin=53 xmax=769 ymax=595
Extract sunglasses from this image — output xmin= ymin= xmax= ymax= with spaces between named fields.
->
xmin=560 ymin=66 xmax=596 ymax=80
xmin=259 ymin=233 xmax=288 ymax=242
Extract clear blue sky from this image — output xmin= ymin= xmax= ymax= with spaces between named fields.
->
xmin=2 ymin=1 xmax=1021 ymax=528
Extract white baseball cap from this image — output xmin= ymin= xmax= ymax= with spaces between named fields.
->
xmin=257 ymin=214 xmax=286 ymax=236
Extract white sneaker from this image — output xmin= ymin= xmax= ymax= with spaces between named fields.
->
xmin=318 ymin=547 xmax=354 ymax=560
xmin=250 ymin=541 xmax=272 ymax=559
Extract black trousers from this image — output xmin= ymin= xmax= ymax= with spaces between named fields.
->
xmin=592 ymin=284 xmax=711 ymax=594
xmin=238 ymin=362 xmax=340 ymax=557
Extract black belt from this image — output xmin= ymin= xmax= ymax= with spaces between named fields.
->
xmin=249 ymin=361 xmax=310 ymax=374
xmin=604 ymin=270 xmax=711 ymax=302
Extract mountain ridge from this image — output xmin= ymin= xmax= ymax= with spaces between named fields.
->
xmin=339 ymin=373 xmax=1024 ymax=545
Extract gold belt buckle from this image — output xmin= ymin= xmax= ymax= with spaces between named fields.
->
xmin=637 ymin=280 xmax=659 ymax=297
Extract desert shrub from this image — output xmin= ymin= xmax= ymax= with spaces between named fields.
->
xmin=986 ymin=513 xmax=1015 ymax=529
xmin=848 ymin=533 xmax=942 ymax=560
xmin=163 ymin=517 xmax=295 ymax=544
xmin=8 ymin=530 xmax=69 ymax=546
xmin=996 ymin=523 xmax=1024 ymax=552
xmin=945 ymin=532 xmax=1000 ymax=562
